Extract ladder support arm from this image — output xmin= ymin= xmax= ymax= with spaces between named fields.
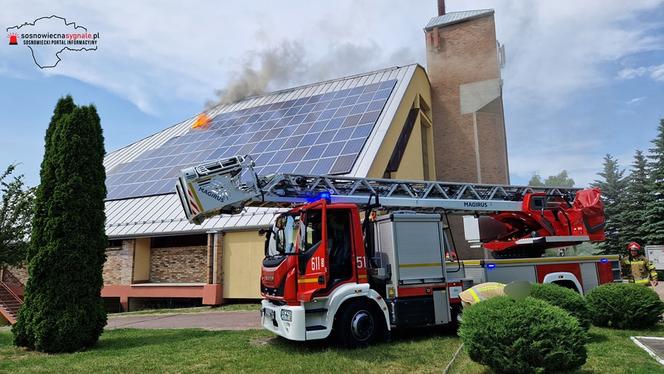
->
xmin=176 ymin=155 xmax=581 ymax=225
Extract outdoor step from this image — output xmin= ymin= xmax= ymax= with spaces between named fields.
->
xmin=0 ymin=306 xmax=17 ymax=315
xmin=0 ymin=282 xmax=23 ymax=323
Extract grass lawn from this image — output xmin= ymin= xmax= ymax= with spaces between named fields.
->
xmin=0 ymin=325 xmax=663 ymax=373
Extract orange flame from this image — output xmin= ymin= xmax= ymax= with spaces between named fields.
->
xmin=191 ymin=113 xmax=211 ymax=129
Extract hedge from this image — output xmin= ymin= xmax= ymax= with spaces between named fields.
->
xmin=586 ymin=283 xmax=664 ymax=329
xmin=530 ymin=283 xmax=592 ymax=330
xmin=459 ymin=296 xmax=588 ymax=373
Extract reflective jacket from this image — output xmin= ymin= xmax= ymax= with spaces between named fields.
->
xmin=622 ymin=255 xmax=658 ymax=285
xmin=460 ymin=282 xmax=506 ymax=306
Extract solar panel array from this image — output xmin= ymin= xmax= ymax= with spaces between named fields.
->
xmin=106 ymin=79 xmax=397 ymax=200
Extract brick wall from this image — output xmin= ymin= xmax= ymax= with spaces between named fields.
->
xmin=425 ymin=14 xmax=508 ymax=184
xmin=103 ymin=240 xmax=135 ymax=285
xmin=150 ymin=246 xmax=207 ymax=283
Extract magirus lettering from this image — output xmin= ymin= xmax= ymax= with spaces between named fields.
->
xmin=463 ymin=201 xmax=488 ymax=208
xmin=198 ymin=186 xmax=227 ymax=202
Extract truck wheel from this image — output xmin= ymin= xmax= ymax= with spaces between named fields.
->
xmin=447 ymin=304 xmax=462 ymax=334
xmin=334 ymin=299 xmax=385 ymax=348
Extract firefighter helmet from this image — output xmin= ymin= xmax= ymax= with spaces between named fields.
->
xmin=627 ymin=242 xmax=642 ymax=254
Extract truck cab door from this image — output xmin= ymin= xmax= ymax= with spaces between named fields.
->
xmin=296 ymin=201 xmax=329 ymax=302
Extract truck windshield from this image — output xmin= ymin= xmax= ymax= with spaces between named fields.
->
xmin=266 ymin=214 xmax=297 ymax=257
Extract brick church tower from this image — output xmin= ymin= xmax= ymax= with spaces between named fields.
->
xmin=425 ymin=1 xmax=510 ymax=258
xmin=425 ymin=1 xmax=509 ymax=185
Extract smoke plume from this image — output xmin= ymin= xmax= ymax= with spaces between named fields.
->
xmin=207 ymin=40 xmax=415 ymax=108
xmin=208 ymin=41 xmax=306 ymax=106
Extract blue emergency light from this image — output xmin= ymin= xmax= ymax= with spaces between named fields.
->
xmin=307 ymin=191 xmax=332 ymax=203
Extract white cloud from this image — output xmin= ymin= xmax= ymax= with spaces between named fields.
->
xmin=653 ymin=64 xmax=664 ymax=81
xmin=0 ymin=0 xmax=433 ymax=113
xmin=1 ymin=0 xmax=661 ymax=113
xmin=626 ymin=96 xmax=647 ymax=105
xmin=470 ymin=0 xmax=664 ymax=106
xmin=617 ymin=66 xmax=650 ymax=79
xmin=618 ymin=64 xmax=664 ymax=82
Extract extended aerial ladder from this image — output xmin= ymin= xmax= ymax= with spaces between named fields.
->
xmin=176 ymin=155 xmax=605 ymax=258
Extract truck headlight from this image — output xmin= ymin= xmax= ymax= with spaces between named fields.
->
xmin=280 ymin=309 xmax=292 ymax=322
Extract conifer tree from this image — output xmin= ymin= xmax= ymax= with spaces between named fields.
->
xmin=619 ymin=150 xmax=650 ymax=246
xmin=13 ymin=97 xmax=107 ymax=353
xmin=592 ymin=154 xmax=627 ymax=254
xmin=644 ymin=119 xmax=664 ymax=244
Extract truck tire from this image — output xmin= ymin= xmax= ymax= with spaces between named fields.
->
xmin=333 ymin=299 xmax=386 ymax=348
xmin=447 ymin=304 xmax=462 ymax=333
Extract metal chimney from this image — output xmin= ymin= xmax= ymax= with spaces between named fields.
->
xmin=437 ymin=0 xmax=446 ymax=16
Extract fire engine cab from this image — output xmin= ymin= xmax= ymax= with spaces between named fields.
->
xmin=176 ymin=155 xmax=616 ymax=347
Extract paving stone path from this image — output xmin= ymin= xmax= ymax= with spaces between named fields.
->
xmin=106 ymin=311 xmax=261 ymax=331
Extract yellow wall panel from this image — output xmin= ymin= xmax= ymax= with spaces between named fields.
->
xmin=367 ymin=66 xmax=436 ymax=180
xmin=133 ymin=238 xmax=151 ymax=282
xmin=222 ymin=231 xmax=264 ymax=299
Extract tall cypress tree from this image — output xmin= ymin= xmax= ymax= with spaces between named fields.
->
xmin=13 ymin=98 xmax=107 ymax=353
xmin=26 ymin=96 xmax=76 ymax=262
xmin=644 ymin=119 xmax=664 ymax=244
xmin=13 ymin=96 xmax=75 ymax=348
xmin=592 ymin=154 xmax=627 ymax=254
xmin=619 ymin=150 xmax=650 ymax=246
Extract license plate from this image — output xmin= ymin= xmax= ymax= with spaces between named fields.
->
xmin=264 ymin=308 xmax=275 ymax=320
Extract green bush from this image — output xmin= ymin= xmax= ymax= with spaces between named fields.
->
xmin=530 ymin=283 xmax=591 ymax=330
xmin=586 ymin=283 xmax=664 ymax=329
xmin=459 ymin=296 xmax=588 ymax=373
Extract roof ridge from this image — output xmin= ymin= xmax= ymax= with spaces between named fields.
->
xmin=442 ymin=8 xmax=494 ymax=15
xmin=210 ymin=63 xmax=420 ymax=110
xmin=424 ymin=9 xmax=494 ymax=31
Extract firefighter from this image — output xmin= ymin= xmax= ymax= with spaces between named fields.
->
xmin=459 ymin=281 xmax=533 ymax=308
xmin=459 ymin=282 xmax=506 ymax=308
xmin=622 ymin=242 xmax=658 ymax=286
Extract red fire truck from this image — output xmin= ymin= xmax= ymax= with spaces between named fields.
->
xmin=176 ymin=156 xmax=618 ymax=347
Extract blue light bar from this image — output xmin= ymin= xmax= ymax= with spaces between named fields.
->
xmin=306 ymin=191 xmax=332 ymax=203
xmin=486 ymin=263 xmax=496 ymax=269
xmin=600 ymin=258 xmax=608 ymax=263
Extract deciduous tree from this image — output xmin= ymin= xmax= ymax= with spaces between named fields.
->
xmin=0 ymin=164 xmax=34 ymax=268
xmin=528 ymin=170 xmax=575 ymax=187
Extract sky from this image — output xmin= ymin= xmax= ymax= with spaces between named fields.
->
xmin=1 ymin=0 xmax=663 ymax=187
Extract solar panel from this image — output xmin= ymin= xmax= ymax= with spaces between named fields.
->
xmin=106 ymin=79 xmax=397 ymax=200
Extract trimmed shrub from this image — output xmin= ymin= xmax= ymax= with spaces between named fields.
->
xmin=459 ymin=296 xmax=588 ymax=373
xmin=586 ymin=283 xmax=664 ymax=329
xmin=530 ymin=283 xmax=592 ymax=330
